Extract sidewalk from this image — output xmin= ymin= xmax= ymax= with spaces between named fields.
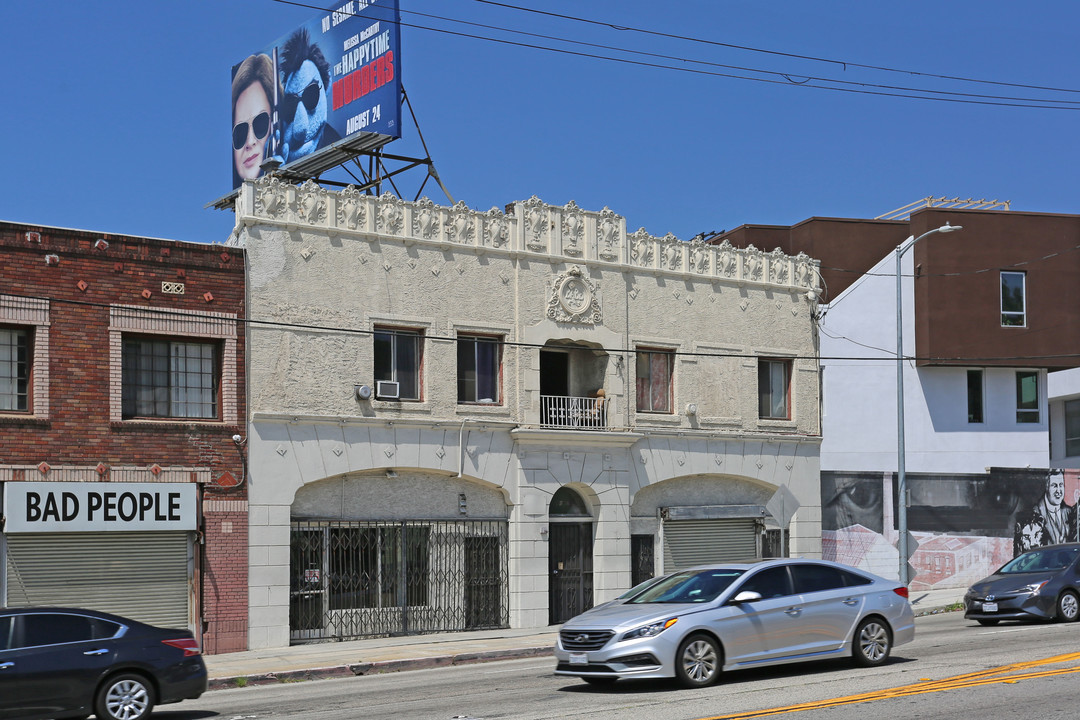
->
xmin=205 ymin=587 xmax=964 ymax=690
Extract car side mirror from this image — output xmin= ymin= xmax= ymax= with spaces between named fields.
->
xmin=732 ymin=590 xmax=762 ymax=604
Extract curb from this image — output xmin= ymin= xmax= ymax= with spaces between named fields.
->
xmin=208 ymin=645 xmax=554 ymax=690
xmin=208 ymin=605 xmax=964 ymax=690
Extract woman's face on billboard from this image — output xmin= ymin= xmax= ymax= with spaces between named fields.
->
xmin=233 ymin=83 xmax=271 ymax=181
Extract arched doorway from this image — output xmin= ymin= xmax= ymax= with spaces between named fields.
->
xmin=548 ymin=486 xmax=594 ymax=624
xmin=288 ymin=471 xmax=510 ymax=641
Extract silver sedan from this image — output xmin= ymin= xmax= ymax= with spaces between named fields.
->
xmin=554 ymin=558 xmax=914 ymax=688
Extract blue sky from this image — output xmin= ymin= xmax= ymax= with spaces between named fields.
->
xmin=2 ymin=1 xmax=1077 ymax=245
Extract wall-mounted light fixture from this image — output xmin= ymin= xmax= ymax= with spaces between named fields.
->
xmin=540 ymin=526 xmax=549 ymax=540
xmin=356 ymin=384 xmax=372 ymax=400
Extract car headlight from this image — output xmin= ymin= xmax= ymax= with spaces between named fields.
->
xmin=623 ymin=618 xmax=678 ymax=640
xmin=1018 ymin=581 xmax=1050 ymax=595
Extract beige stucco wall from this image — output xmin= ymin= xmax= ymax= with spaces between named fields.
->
xmin=235 ymin=178 xmax=823 ymax=649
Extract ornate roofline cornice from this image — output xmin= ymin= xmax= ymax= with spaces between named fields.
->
xmin=235 ymin=178 xmax=820 ymax=293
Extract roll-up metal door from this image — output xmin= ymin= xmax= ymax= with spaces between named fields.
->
xmin=662 ymin=518 xmax=759 ymax=570
xmin=4 ymin=532 xmax=191 ymax=629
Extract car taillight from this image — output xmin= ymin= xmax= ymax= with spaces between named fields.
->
xmin=893 ymin=586 xmax=909 ymax=599
xmin=162 ymin=638 xmax=202 ymax=657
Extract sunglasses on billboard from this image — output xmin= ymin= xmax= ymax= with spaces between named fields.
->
xmin=282 ymin=81 xmax=322 ymax=122
xmin=232 ymin=112 xmax=271 ymax=150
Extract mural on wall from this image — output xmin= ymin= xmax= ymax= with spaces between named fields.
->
xmin=822 ymin=468 xmax=1080 ymax=591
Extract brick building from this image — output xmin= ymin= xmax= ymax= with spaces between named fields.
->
xmin=0 ymin=221 xmax=248 ymax=653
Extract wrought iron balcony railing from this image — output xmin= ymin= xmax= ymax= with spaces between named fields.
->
xmin=540 ymin=395 xmax=611 ymax=430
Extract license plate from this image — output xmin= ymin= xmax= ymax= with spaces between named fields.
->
xmin=982 ymin=602 xmax=998 ymax=613
xmin=569 ymin=652 xmax=588 ymax=665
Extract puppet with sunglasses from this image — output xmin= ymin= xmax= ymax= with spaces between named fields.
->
xmin=278 ymin=28 xmax=341 ymax=165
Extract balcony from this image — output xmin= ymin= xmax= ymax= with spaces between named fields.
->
xmin=540 ymin=395 xmax=611 ymax=430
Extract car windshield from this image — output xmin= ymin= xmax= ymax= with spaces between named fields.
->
xmin=999 ymin=547 xmax=1079 ymax=574
xmin=616 ymin=576 xmax=665 ymax=601
xmin=626 ymin=569 xmax=744 ymax=604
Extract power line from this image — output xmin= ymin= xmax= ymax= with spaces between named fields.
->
xmin=17 ymin=292 xmax=1080 ymax=365
xmin=393 ymin=4 xmax=1080 ymax=107
xmin=469 ymin=0 xmax=1080 ymax=96
xmin=268 ymin=0 xmax=1080 ymax=111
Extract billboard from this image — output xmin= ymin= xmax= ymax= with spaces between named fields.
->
xmin=230 ymin=0 xmax=401 ymax=189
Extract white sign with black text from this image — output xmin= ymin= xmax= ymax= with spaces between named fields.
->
xmin=2 ymin=482 xmax=198 ymax=533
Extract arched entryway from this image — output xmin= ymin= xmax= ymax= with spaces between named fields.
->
xmin=548 ymin=486 xmax=594 ymax=624
xmin=288 ymin=470 xmax=510 ymax=642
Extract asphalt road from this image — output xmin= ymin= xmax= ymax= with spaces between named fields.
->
xmin=170 ymin=612 xmax=1080 ymax=720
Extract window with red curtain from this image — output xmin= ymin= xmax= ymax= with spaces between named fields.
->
xmin=636 ymin=349 xmax=673 ymax=413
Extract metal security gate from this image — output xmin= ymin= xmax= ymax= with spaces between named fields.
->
xmin=289 ymin=519 xmax=508 ymax=642
xmin=662 ymin=518 xmax=760 ymax=571
xmin=548 ymin=522 xmax=593 ymax=624
xmin=4 ymin=532 xmax=193 ymax=630
xmin=631 ymin=534 xmax=655 ymax=587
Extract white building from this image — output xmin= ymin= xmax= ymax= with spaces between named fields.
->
xmin=1049 ymin=369 xmax=1080 ymax=470
xmin=717 ymin=207 xmax=1077 ymax=590
xmin=232 ymin=177 xmax=822 ymax=649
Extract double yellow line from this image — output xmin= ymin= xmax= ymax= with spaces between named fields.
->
xmin=698 ymin=651 xmax=1080 ymax=719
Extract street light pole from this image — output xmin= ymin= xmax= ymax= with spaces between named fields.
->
xmin=896 ymin=223 xmax=961 ymax=586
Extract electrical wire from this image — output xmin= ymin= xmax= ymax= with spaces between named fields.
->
xmin=268 ymin=0 xmax=1080 ymax=110
xmin=467 ymin=0 xmax=1080 ymax=96
xmin=383 ymin=4 xmax=1080 ymax=107
xmin=16 ymin=291 xmax=1080 ymax=365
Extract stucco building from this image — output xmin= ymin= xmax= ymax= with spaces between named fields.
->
xmin=232 ymin=177 xmax=822 ymax=649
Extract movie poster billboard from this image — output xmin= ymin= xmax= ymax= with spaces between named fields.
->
xmin=230 ymin=0 xmax=401 ymax=189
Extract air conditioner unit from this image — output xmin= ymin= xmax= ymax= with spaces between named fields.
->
xmin=376 ymin=380 xmax=400 ymax=399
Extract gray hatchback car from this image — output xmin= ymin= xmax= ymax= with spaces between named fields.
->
xmin=554 ymin=558 xmax=914 ymax=688
xmin=964 ymin=543 xmax=1080 ymax=626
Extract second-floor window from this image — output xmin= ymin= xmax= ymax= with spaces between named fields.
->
xmin=636 ymin=349 xmax=673 ymax=413
xmin=1016 ymin=370 xmax=1039 ymax=424
xmin=457 ymin=334 xmax=501 ymax=404
xmin=1001 ymin=271 xmax=1026 ymax=327
xmin=1065 ymin=399 xmax=1080 ymax=457
xmin=121 ymin=338 xmax=219 ymax=419
xmin=0 ymin=326 xmax=29 ymax=412
xmin=374 ymin=327 xmax=422 ymax=400
xmin=759 ymin=358 xmax=791 ymax=420
xmin=967 ymin=369 xmax=984 ymax=424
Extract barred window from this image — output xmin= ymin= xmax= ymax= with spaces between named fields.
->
xmin=328 ymin=526 xmax=430 ymax=610
xmin=121 ymin=338 xmax=219 ymax=419
xmin=0 ymin=327 xmax=29 ymax=412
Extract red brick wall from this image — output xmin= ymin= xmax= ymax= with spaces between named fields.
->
xmin=0 ymin=221 xmax=248 ymax=653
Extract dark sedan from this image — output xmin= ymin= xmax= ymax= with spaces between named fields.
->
xmin=964 ymin=543 xmax=1080 ymax=626
xmin=0 ymin=607 xmax=207 ymax=720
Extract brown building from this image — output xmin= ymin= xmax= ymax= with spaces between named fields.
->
xmin=0 ymin=221 xmax=248 ymax=654
xmin=715 ymin=205 xmax=1080 ymax=590
xmin=715 ymin=207 xmax=1080 ymax=370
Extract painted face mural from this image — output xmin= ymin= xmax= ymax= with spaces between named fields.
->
xmin=281 ymin=58 xmax=328 ymax=162
xmin=1047 ymin=472 xmax=1066 ymax=506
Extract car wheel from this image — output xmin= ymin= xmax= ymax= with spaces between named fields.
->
xmin=675 ymin=633 xmax=721 ymax=688
xmin=581 ymin=676 xmax=617 ymax=686
xmin=976 ymin=618 xmax=1000 ymax=626
xmin=852 ymin=617 xmax=892 ymax=667
xmin=94 ymin=673 xmax=155 ymax=720
xmin=1056 ymin=590 xmax=1080 ymax=622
